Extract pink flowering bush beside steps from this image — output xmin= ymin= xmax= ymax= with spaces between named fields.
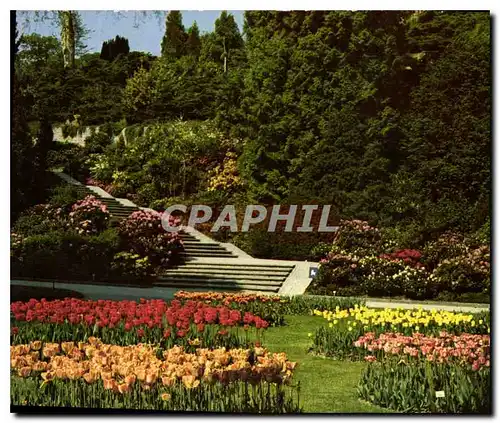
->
xmin=11 ymin=192 xmax=183 ymax=282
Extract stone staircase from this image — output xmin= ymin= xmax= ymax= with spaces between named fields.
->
xmin=178 ymin=232 xmax=236 ymax=259
xmin=155 ymin=261 xmax=295 ymax=293
xmin=73 ymin=185 xmax=139 ymax=225
xmin=52 ymin=170 xmax=313 ymax=295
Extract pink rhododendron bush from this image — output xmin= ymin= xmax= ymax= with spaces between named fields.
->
xmin=69 ymin=195 xmax=110 ymax=234
xmin=308 ymin=221 xmax=490 ymax=301
xmin=11 ymin=187 xmax=182 ymax=282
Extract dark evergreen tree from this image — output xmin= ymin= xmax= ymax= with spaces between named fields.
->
xmin=186 ymin=21 xmax=201 ymax=57
xmin=100 ymin=35 xmax=130 ymax=61
xmin=161 ymin=11 xmax=187 ymax=59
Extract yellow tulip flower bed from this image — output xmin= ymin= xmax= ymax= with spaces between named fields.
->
xmin=310 ymin=306 xmax=490 ymax=360
xmin=309 ymin=305 xmax=491 ymax=413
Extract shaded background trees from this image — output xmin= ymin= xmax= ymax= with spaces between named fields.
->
xmin=12 ymin=10 xmax=491 ymax=244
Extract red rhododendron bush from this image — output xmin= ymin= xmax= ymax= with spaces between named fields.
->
xmin=10 ymin=297 xmax=301 ymax=412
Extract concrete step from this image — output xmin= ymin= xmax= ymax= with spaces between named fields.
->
xmin=179 ymin=252 xmax=236 ymax=258
xmin=177 ymin=263 xmax=294 ymax=270
xmin=154 ymin=280 xmax=280 ymax=292
xmin=182 ymin=247 xmax=231 ymax=252
xmin=158 ymin=274 xmax=283 ymax=285
xmin=167 ymin=267 xmax=291 ymax=276
xmin=161 ymin=270 xmax=286 ymax=281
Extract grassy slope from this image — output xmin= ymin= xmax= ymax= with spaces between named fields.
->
xmin=263 ymin=315 xmax=391 ymax=413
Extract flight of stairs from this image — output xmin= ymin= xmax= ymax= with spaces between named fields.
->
xmin=74 ymin=185 xmax=139 ymax=225
xmin=155 ymin=262 xmax=294 ymax=293
xmin=53 ymin=171 xmax=298 ymax=294
xmin=178 ymin=232 xmax=236 ymax=259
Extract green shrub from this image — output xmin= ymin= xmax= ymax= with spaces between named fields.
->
xmin=11 ymin=229 xmax=121 ymax=281
xmin=11 ymin=231 xmax=86 ymax=280
xmin=12 ymin=204 xmax=66 ymax=237
xmin=84 ymin=131 xmax=112 ymax=154
xmin=48 ymin=184 xmax=85 ymax=210
xmin=430 ymin=245 xmax=490 ymax=295
xmin=232 ymin=230 xmax=328 ymax=261
xmin=110 ymin=251 xmax=153 ymax=281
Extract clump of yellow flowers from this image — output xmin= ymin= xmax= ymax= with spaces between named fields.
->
xmin=313 ymin=305 xmax=489 ymax=333
xmin=207 ymin=152 xmax=242 ymax=192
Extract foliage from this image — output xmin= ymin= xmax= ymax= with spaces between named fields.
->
xmin=207 ymin=151 xmax=242 ymax=192
xmin=110 ymin=252 xmax=153 ymax=279
xmin=11 ymin=376 xmax=301 ymax=413
xmin=235 ymin=11 xmax=490 ymax=241
xmin=358 ymin=358 xmax=490 ymax=413
xmin=117 ymin=210 xmax=182 ymax=268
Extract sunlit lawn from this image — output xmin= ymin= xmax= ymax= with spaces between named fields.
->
xmin=263 ymin=315 xmax=391 ymax=413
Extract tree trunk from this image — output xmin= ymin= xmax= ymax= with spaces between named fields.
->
xmin=59 ymin=11 xmax=75 ymax=68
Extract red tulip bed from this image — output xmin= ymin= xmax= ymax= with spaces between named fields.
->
xmin=11 ymin=298 xmax=269 ymax=349
xmin=10 ymin=297 xmax=301 ymax=413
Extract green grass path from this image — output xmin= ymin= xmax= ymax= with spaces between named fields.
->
xmin=263 ymin=315 xmax=391 ymax=413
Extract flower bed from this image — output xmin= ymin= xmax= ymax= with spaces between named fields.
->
xmin=357 ymin=332 xmax=490 ymax=413
xmin=11 ymin=298 xmax=268 ymax=349
xmin=355 ymin=332 xmax=490 ymax=369
xmin=308 ymin=221 xmax=490 ymax=301
xmin=307 ymin=304 xmax=491 ymax=413
xmin=174 ymin=291 xmax=364 ymax=326
xmin=10 ymin=339 xmax=300 ymax=413
xmin=310 ymin=306 xmax=490 ymax=360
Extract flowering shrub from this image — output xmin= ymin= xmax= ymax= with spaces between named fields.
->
xmin=13 ymin=204 xmax=67 ymax=236
xmin=118 ymin=210 xmax=182 ymax=267
xmin=11 ymin=298 xmax=269 ymax=349
xmin=69 ymin=195 xmax=109 ymax=235
xmin=310 ymin=252 xmax=363 ymax=296
xmin=331 ymin=219 xmax=382 ymax=255
xmin=10 ymin=340 xmax=300 ymax=413
xmin=421 ymin=232 xmax=469 ymax=269
xmin=431 ymin=245 xmax=490 ymax=295
xmin=110 ymin=252 xmax=152 ymax=279
xmin=207 ymin=152 xmax=242 ymax=192
xmin=379 ymin=249 xmax=424 ymax=269
xmin=312 ymin=253 xmax=432 ymax=299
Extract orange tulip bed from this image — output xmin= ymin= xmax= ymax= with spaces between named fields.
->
xmin=10 ymin=298 xmax=301 ymax=412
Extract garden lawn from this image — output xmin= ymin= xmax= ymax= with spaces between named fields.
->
xmin=263 ymin=315 xmax=390 ymax=413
